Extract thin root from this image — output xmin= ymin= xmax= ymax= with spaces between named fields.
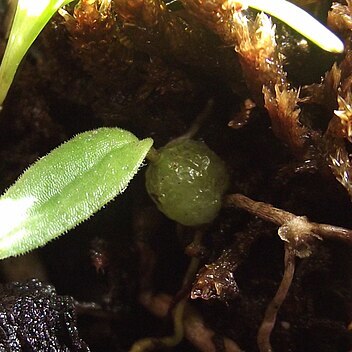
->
xmin=226 ymin=193 xmax=352 ymax=257
xmin=257 ymin=245 xmax=296 ymax=352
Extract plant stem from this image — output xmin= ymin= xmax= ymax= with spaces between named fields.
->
xmin=176 ymin=99 xmax=214 ymax=141
xmin=146 ymin=147 xmax=160 ymax=163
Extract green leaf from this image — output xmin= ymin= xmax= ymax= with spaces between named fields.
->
xmin=0 ymin=0 xmax=75 ymax=106
xmin=246 ymin=0 xmax=344 ymax=53
xmin=0 ymin=127 xmax=153 ymax=259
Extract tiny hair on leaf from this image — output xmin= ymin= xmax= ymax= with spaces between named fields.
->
xmin=0 ymin=127 xmax=153 ymax=259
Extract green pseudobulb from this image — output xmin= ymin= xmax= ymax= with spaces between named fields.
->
xmin=145 ymin=139 xmax=229 ymax=226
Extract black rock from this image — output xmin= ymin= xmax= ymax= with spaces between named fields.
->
xmin=0 ymin=279 xmax=89 ymax=351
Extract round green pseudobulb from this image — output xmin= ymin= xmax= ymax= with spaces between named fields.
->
xmin=145 ymin=139 xmax=229 ymax=226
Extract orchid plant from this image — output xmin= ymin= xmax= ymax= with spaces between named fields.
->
xmin=0 ymin=0 xmax=345 ymax=259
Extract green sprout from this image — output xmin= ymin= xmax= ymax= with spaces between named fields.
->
xmin=0 ymin=0 xmax=74 ymax=107
xmin=226 ymin=0 xmax=344 ymax=53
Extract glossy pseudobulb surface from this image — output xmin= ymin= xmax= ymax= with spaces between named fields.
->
xmin=146 ymin=139 xmax=229 ymax=226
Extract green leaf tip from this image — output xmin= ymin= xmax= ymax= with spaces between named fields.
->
xmin=0 ymin=0 xmax=75 ymax=107
xmin=226 ymin=0 xmax=344 ymax=53
xmin=0 ymin=127 xmax=153 ymax=259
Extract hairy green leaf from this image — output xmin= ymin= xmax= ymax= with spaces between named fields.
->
xmin=0 ymin=127 xmax=153 ymax=259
